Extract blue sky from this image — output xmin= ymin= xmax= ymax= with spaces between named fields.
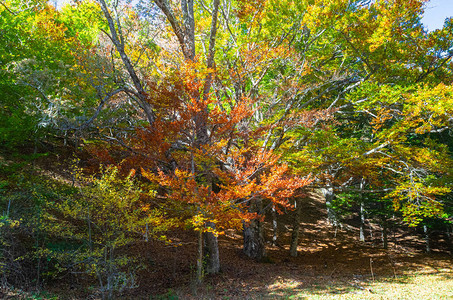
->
xmin=52 ymin=0 xmax=452 ymax=31
xmin=421 ymin=0 xmax=453 ymax=31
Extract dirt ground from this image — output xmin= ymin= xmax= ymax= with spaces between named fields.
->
xmin=44 ymin=189 xmax=452 ymax=299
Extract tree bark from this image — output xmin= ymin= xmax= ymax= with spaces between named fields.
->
xmin=424 ymin=224 xmax=431 ymax=253
xmin=271 ymin=205 xmax=278 ymax=246
xmin=196 ymin=229 xmax=203 ymax=283
xmin=289 ymin=197 xmax=302 ymax=257
xmin=359 ymin=201 xmax=366 ymax=242
xmin=243 ymin=199 xmax=266 ymax=260
xmin=446 ymin=224 xmax=453 ymax=256
xmin=321 ymin=186 xmax=337 ymax=226
xmin=203 ymin=222 xmax=220 ymax=274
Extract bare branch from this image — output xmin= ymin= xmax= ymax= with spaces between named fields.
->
xmin=97 ymin=0 xmax=156 ymax=125
xmin=416 ymin=53 xmax=453 ymax=83
xmin=363 ymin=141 xmax=390 ymax=156
xmin=79 ymin=89 xmax=124 ymax=130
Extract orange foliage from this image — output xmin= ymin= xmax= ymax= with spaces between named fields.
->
xmin=100 ymin=58 xmax=313 ymax=234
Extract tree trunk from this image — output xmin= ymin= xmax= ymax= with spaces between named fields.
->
xmin=196 ymin=229 xmax=203 ymax=283
xmin=446 ymin=224 xmax=453 ymax=256
xmin=243 ymin=221 xmax=265 ymax=260
xmin=359 ymin=202 xmax=366 ymax=242
xmin=271 ymin=205 xmax=278 ymax=246
xmin=289 ymin=197 xmax=302 ymax=257
xmin=321 ymin=186 xmax=337 ymax=226
xmin=243 ymin=199 xmax=265 ymax=260
xmin=369 ymin=221 xmax=374 ymax=243
xmin=392 ymin=214 xmax=396 ymax=245
xmin=424 ymin=225 xmax=431 ymax=253
xmin=203 ymin=222 xmax=220 ymax=274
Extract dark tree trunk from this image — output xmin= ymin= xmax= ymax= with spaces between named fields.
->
xmin=203 ymin=222 xmax=220 ymax=274
xmin=424 ymin=225 xmax=431 ymax=254
xmin=243 ymin=199 xmax=265 ymax=260
xmin=243 ymin=221 xmax=265 ymax=260
xmin=196 ymin=229 xmax=203 ymax=283
xmin=446 ymin=224 xmax=453 ymax=256
xmin=289 ymin=197 xmax=303 ymax=257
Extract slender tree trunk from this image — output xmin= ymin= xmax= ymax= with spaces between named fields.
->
xmin=203 ymin=222 xmax=220 ymax=274
xmin=290 ymin=197 xmax=302 ymax=257
xmin=446 ymin=224 xmax=453 ymax=256
xmin=369 ymin=221 xmax=374 ymax=243
xmin=359 ymin=202 xmax=366 ymax=242
xmin=392 ymin=214 xmax=396 ymax=246
xmin=271 ymin=205 xmax=278 ymax=246
xmin=243 ymin=199 xmax=266 ymax=260
xmin=359 ymin=179 xmax=366 ymax=242
xmin=196 ymin=229 xmax=203 ymax=283
xmin=108 ymin=246 xmax=114 ymax=300
xmin=321 ymin=185 xmax=337 ymax=227
xmin=424 ymin=225 xmax=431 ymax=253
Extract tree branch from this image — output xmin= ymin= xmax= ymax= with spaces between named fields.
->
xmin=363 ymin=141 xmax=390 ymax=156
xmin=153 ymin=0 xmax=188 ymax=58
xmin=0 ymin=1 xmax=16 ymax=15
xmin=79 ymin=89 xmax=124 ymax=130
xmin=97 ymin=0 xmax=156 ymax=126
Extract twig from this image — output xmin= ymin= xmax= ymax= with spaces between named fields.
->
xmin=370 ymin=258 xmax=375 ymax=281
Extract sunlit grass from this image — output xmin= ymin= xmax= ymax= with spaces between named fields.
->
xmin=266 ymin=269 xmax=453 ymax=299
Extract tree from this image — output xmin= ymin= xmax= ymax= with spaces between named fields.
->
xmin=75 ymin=0 xmax=314 ymax=278
xmin=50 ymin=166 xmax=172 ymax=299
xmin=0 ymin=0 xmax=76 ymax=149
xmin=279 ymin=0 xmax=453 ymax=231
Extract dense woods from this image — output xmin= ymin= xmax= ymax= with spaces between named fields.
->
xmin=0 ymin=0 xmax=452 ymax=298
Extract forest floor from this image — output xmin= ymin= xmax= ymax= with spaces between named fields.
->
xmin=124 ymin=191 xmax=453 ymax=300
xmin=2 ymin=150 xmax=453 ymax=299
xmin=49 ymin=189 xmax=453 ymax=299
